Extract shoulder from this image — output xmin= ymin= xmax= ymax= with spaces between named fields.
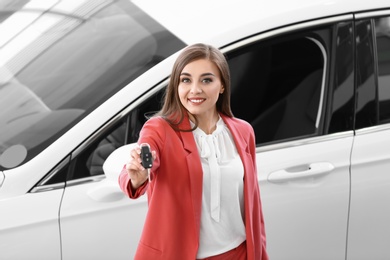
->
xmin=223 ymin=115 xmax=254 ymax=133
xmin=140 ymin=116 xmax=171 ymax=140
xmin=139 ymin=117 xmax=171 ymax=153
xmin=142 ymin=116 xmax=171 ymax=130
xmin=223 ymin=115 xmax=256 ymax=146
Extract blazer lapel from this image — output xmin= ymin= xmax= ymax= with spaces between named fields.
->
xmin=178 ymin=117 xmax=203 ymax=241
xmin=221 ymin=115 xmax=249 ymax=157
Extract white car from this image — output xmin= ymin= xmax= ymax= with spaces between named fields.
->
xmin=1 ymin=0 xmax=390 ymax=259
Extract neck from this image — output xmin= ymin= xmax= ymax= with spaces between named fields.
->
xmin=195 ymin=112 xmax=220 ymax=135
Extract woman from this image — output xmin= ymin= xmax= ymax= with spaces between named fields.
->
xmin=119 ymin=43 xmax=268 ymax=260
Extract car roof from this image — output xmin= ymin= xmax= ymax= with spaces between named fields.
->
xmin=134 ymin=0 xmax=389 ymax=46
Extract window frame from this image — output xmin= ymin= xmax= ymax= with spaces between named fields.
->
xmin=355 ymin=10 xmax=390 ymax=131
xmin=223 ymin=15 xmax=353 ymax=147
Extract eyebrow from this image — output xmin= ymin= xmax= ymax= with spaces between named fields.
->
xmin=180 ymin=72 xmax=216 ymax=77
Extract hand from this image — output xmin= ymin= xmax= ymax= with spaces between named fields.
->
xmin=125 ymin=146 xmax=156 ymax=189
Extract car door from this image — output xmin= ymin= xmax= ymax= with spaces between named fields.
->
xmin=224 ymin=17 xmax=355 ymax=259
xmin=0 ymin=192 xmax=63 ymax=260
xmin=347 ymin=12 xmax=390 ymax=259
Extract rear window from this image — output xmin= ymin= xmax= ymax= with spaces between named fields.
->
xmin=0 ymin=0 xmax=185 ymax=170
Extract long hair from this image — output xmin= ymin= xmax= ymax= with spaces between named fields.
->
xmin=156 ymin=43 xmax=233 ymax=131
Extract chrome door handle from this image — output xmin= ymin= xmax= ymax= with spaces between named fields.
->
xmin=267 ymin=162 xmax=334 ymax=183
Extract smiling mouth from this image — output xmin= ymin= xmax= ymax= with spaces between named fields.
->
xmin=188 ymin=98 xmax=205 ymax=104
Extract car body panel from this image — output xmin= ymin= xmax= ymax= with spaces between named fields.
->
xmin=60 ymin=180 xmax=148 ymax=259
xmin=348 ymin=126 xmax=390 ymax=259
xmin=0 ymin=190 xmax=63 ymax=260
xmin=258 ymin=134 xmax=353 ymax=259
xmin=59 ymin=143 xmax=144 ymax=259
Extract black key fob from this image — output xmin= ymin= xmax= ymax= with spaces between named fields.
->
xmin=140 ymin=143 xmax=153 ymax=169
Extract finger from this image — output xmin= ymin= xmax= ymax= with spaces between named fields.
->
xmin=126 ymin=158 xmax=145 ymax=172
xmin=130 ymin=148 xmax=139 ymax=158
xmin=130 ymin=149 xmax=143 ymax=164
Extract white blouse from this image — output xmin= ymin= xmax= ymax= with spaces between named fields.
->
xmin=192 ymin=117 xmax=246 ymax=259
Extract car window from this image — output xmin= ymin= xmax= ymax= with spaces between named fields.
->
xmin=227 ymin=22 xmax=355 ymax=145
xmin=70 ymin=120 xmax=127 ymax=180
xmin=227 ymin=27 xmax=330 ymax=145
xmin=375 ymin=16 xmax=390 ymax=124
xmin=355 ymin=19 xmax=377 ymax=129
xmin=33 ymin=86 xmax=165 ymax=186
xmin=67 ymin=88 xmax=165 ymax=181
xmin=327 ymin=21 xmax=355 ymax=134
xmin=0 ymin=0 xmax=185 ymax=170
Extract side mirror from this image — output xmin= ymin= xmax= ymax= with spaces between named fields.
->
xmin=103 ymin=143 xmax=137 ymax=181
xmin=87 ymin=143 xmax=137 ymax=202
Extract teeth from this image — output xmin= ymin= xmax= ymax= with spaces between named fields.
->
xmin=190 ymin=99 xmax=204 ymax=103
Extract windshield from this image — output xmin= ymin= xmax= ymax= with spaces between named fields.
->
xmin=0 ymin=0 xmax=185 ymax=170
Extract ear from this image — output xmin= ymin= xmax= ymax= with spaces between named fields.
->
xmin=220 ymin=86 xmax=225 ymax=94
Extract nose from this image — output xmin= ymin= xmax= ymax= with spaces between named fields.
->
xmin=190 ymin=82 xmax=202 ymax=94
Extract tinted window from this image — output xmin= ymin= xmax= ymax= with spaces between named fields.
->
xmin=67 ymin=88 xmax=164 ymax=180
xmin=227 ymin=27 xmax=329 ymax=145
xmin=355 ymin=19 xmax=377 ymax=129
xmin=375 ymin=17 xmax=390 ymax=124
xmin=69 ymin=120 xmax=126 ymax=180
xmin=0 ymin=0 xmax=185 ymax=170
xmin=327 ymin=22 xmax=355 ymax=134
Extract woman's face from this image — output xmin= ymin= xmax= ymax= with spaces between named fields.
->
xmin=178 ymin=59 xmax=224 ymax=120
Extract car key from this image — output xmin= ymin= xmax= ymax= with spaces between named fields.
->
xmin=140 ymin=143 xmax=153 ymax=168
xmin=140 ymin=143 xmax=153 ymax=181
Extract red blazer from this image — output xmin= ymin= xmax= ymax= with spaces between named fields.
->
xmin=119 ymin=114 xmax=268 ymax=260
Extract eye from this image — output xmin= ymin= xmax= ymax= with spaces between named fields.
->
xmin=202 ymin=78 xmax=213 ymax=83
xmin=181 ymin=77 xmax=191 ymax=83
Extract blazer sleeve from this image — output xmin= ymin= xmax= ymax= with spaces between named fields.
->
xmin=118 ymin=165 xmax=149 ymax=198
xmin=118 ymin=117 xmax=166 ymax=199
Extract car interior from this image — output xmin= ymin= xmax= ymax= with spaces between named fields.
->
xmin=228 ymin=36 xmax=325 ymax=145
